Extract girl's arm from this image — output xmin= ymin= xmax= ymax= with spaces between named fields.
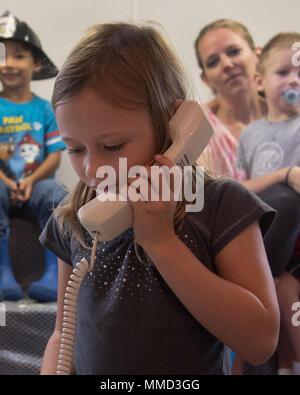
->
xmin=40 ymin=258 xmax=75 ymax=375
xmin=144 ymin=221 xmax=280 ymax=366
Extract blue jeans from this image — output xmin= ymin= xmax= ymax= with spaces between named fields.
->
xmin=0 ymin=179 xmax=68 ymax=232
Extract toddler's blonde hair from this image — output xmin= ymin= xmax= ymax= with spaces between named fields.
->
xmin=258 ymin=32 xmax=300 ymax=74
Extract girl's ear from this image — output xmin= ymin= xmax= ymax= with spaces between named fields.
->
xmin=173 ymin=99 xmax=182 ymax=113
xmin=254 ymin=71 xmax=264 ymax=93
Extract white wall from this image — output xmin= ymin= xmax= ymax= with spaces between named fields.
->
xmin=2 ymin=0 xmax=300 ymax=189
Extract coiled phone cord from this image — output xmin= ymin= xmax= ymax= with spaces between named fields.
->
xmin=56 ymin=232 xmax=99 ymax=375
xmin=56 ymin=234 xmax=150 ymax=374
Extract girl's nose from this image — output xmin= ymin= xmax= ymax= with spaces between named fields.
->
xmin=85 ymin=154 xmax=103 ymax=180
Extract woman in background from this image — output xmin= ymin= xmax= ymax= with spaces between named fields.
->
xmin=195 ymin=19 xmax=265 ymax=180
xmin=195 ymin=19 xmax=299 ymax=375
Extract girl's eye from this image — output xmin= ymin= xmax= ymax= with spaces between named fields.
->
xmin=103 ymin=144 xmax=124 ymax=152
xmin=67 ymin=147 xmax=84 ymax=155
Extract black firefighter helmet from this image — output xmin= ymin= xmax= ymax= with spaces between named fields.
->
xmin=0 ymin=10 xmax=58 ymax=80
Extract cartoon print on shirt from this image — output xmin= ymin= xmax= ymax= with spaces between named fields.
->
xmin=252 ymin=142 xmax=284 ymax=178
xmin=17 ymin=133 xmax=41 ymax=179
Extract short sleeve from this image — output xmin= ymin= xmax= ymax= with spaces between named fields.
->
xmin=205 ymin=179 xmax=276 ymax=258
xmin=39 ymin=213 xmax=72 ymax=266
xmin=235 ymin=131 xmax=248 ymax=173
xmin=43 ymin=102 xmax=66 ymax=154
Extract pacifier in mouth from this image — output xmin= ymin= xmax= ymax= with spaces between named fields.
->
xmin=284 ymin=89 xmax=300 ymax=104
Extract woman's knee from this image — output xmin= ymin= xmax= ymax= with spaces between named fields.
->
xmin=259 ymin=184 xmax=300 ymax=216
xmin=276 ymin=272 xmax=300 ymax=301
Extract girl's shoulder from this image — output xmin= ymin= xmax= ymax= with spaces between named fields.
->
xmin=182 ymin=178 xmax=275 ymax=258
xmin=39 ymin=212 xmax=76 ymax=266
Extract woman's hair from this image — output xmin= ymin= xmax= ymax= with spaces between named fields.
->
xmin=52 ymin=22 xmax=213 ymax=247
xmin=194 ymin=19 xmax=256 ymax=72
xmin=258 ymin=32 xmax=300 ymax=74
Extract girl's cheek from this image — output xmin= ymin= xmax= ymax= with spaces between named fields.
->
xmin=70 ymin=158 xmax=84 ymax=177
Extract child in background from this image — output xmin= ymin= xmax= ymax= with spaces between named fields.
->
xmin=40 ymin=23 xmax=279 ymax=375
xmin=236 ymin=32 xmax=300 ymax=375
xmin=0 ymin=11 xmax=67 ymax=301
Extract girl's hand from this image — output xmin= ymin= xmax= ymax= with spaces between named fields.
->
xmin=126 ymin=154 xmax=178 ymax=251
xmin=287 ymin=166 xmax=300 ymax=194
xmin=17 ymin=176 xmax=35 ymax=202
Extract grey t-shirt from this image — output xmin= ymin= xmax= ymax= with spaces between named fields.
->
xmin=236 ymin=114 xmax=300 ymax=178
xmin=39 ymin=179 xmax=275 ymax=375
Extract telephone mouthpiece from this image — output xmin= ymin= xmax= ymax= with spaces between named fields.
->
xmin=284 ymin=89 xmax=300 ymax=104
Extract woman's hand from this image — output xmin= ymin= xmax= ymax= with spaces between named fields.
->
xmin=126 ymin=154 xmax=178 ymax=251
xmin=286 ymin=166 xmax=300 ymax=194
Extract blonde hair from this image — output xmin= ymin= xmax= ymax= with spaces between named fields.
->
xmin=52 ymin=22 xmax=213 ymax=247
xmin=258 ymin=32 xmax=300 ymax=74
xmin=194 ymin=19 xmax=256 ymax=72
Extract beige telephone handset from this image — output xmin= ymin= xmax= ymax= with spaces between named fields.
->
xmin=77 ymin=100 xmax=213 ymax=242
xmin=56 ymin=100 xmax=213 ymax=374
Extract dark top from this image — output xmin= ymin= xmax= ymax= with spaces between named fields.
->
xmin=39 ymin=178 xmax=275 ymax=375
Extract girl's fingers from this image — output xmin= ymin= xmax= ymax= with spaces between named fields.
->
xmin=126 ymin=155 xmax=180 ymax=202
xmin=154 ymin=155 xmax=181 ymax=197
xmin=154 ymin=154 xmax=176 ymax=168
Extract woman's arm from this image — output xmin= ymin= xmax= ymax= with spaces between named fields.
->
xmin=242 ymin=166 xmax=300 ymax=194
xmin=40 ymin=258 xmax=75 ymax=375
xmin=242 ymin=167 xmax=289 ymax=194
xmin=145 ymin=221 xmax=280 ymax=366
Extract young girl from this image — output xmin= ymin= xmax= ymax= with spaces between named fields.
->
xmin=40 ymin=23 xmax=279 ymax=375
xmin=236 ymin=32 xmax=300 ymax=375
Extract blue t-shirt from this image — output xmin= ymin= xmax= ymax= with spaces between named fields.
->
xmin=0 ymin=94 xmax=65 ymax=181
